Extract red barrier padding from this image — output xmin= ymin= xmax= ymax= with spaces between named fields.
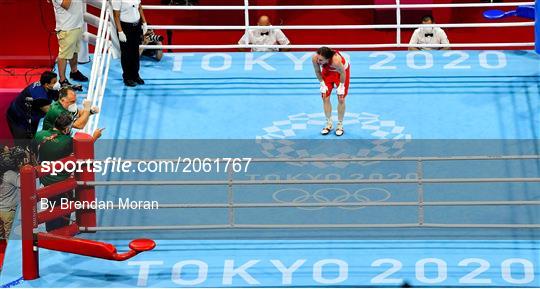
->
xmin=37 ymin=233 xmax=155 ymax=261
xmin=20 ymin=165 xmax=39 ymax=280
xmin=0 ymin=239 xmax=6 ymax=270
xmin=48 ymin=223 xmax=80 ymax=237
xmin=73 ymin=132 xmax=96 ymax=229
xmin=129 ymin=239 xmax=156 ymax=252
xmin=21 ymin=132 xmax=155 ymax=280
xmin=35 ymin=155 xmax=77 ymax=178
xmin=36 ymin=178 xmax=77 ymax=200
xmin=36 ymin=205 xmax=76 ymax=225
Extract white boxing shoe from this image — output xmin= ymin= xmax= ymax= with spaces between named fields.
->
xmin=321 ymin=121 xmax=333 ymax=135
xmin=335 ymin=122 xmax=344 ymax=136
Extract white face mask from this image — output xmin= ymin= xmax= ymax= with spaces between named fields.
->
xmin=258 ymin=27 xmax=270 ymax=34
xmin=52 ymin=82 xmax=61 ymax=91
xmin=422 ymin=26 xmax=434 ymax=35
xmin=67 ymin=103 xmax=78 ymax=113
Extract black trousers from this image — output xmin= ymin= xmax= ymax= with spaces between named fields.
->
xmin=119 ymin=21 xmax=142 ymax=81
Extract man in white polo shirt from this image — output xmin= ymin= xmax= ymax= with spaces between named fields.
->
xmin=238 ymin=15 xmax=291 ymax=52
xmin=409 ymin=15 xmax=450 ymax=51
xmin=52 ymin=0 xmax=88 ymax=88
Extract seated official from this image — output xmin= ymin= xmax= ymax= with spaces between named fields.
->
xmin=238 ymin=15 xmax=290 ymax=52
xmin=409 ymin=15 xmax=450 ymax=51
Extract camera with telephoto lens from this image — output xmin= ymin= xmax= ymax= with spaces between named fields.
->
xmin=64 ymin=83 xmax=83 ymax=92
xmin=147 ymin=32 xmax=164 ymax=43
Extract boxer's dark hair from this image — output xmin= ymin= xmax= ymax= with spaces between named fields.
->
xmin=317 ymin=46 xmax=335 ymax=59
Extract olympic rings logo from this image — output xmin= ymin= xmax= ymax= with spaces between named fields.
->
xmin=272 ymin=187 xmax=392 ymax=211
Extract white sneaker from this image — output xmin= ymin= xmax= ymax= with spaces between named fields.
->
xmin=335 ymin=122 xmax=344 ymax=136
xmin=321 ymin=121 xmax=333 ymax=135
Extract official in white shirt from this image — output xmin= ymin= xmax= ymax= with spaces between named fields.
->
xmin=112 ymin=0 xmax=148 ymax=87
xmin=409 ymin=15 xmax=450 ymax=51
xmin=238 ymin=15 xmax=291 ymax=52
xmin=52 ymin=0 xmax=88 ymax=87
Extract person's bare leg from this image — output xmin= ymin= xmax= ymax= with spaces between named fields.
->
xmin=336 ymin=95 xmax=345 ymax=136
xmin=58 ymin=58 xmax=68 ymax=82
xmin=321 ymin=94 xmax=333 ymax=134
xmin=337 ymin=96 xmax=345 ymax=123
xmin=69 ymin=53 xmax=78 ymax=73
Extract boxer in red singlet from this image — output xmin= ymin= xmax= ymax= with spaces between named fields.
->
xmin=312 ymin=46 xmax=350 ymax=136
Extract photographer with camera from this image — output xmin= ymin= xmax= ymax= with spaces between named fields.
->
xmin=140 ymin=28 xmax=164 ymax=62
xmin=0 ymin=146 xmax=31 ymax=241
xmin=5 ymin=71 xmax=60 ymax=147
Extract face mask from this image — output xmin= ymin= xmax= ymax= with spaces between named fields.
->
xmin=67 ymin=103 xmax=78 ymax=113
xmin=258 ymin=27 xmax=270 ymax=34
xmin=52 ymin=82 xmax=61 ymax=91
xmin=422 ymin=26 xmax=434 ymax=35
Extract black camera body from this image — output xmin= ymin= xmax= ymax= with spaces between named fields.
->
xmin=147 ymin=33 xmax=164 ymax=43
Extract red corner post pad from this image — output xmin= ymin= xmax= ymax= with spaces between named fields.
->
xmin=37 ymin=233 xmax=155 ymax=261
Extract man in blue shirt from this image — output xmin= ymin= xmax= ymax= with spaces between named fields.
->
xmin=6 ymin=71 xmax=60 ymax=147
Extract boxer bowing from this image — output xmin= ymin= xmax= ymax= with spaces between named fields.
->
xmin=312 ymin=46 xmax=350 ymax=136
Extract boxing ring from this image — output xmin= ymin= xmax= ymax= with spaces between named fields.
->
xmin=2 ymin=1 xmax=540 ymax=288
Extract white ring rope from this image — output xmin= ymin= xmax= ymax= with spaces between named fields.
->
xmin=140 ymin=43 xmax=534 ymax=50
xmin=95 ymin=154 xmax=540 ymax=163
xmin=396 ymin=0 xmax=402 ymax=45
xmin=142 ymin=2 xmax=535 ymax=10
xmin=78 ymin=178 xmax=540 ymax=186
xmin=148 ymin=22 xmax=534 ymax=30
xmin=81 ymin=223 xmax=540 ymax=231
xmin=99 ymin=201 xmax=540 ymax=209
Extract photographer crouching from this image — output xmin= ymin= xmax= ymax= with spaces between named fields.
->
xmin=139 ymin=28 xmax=164 ymax=62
